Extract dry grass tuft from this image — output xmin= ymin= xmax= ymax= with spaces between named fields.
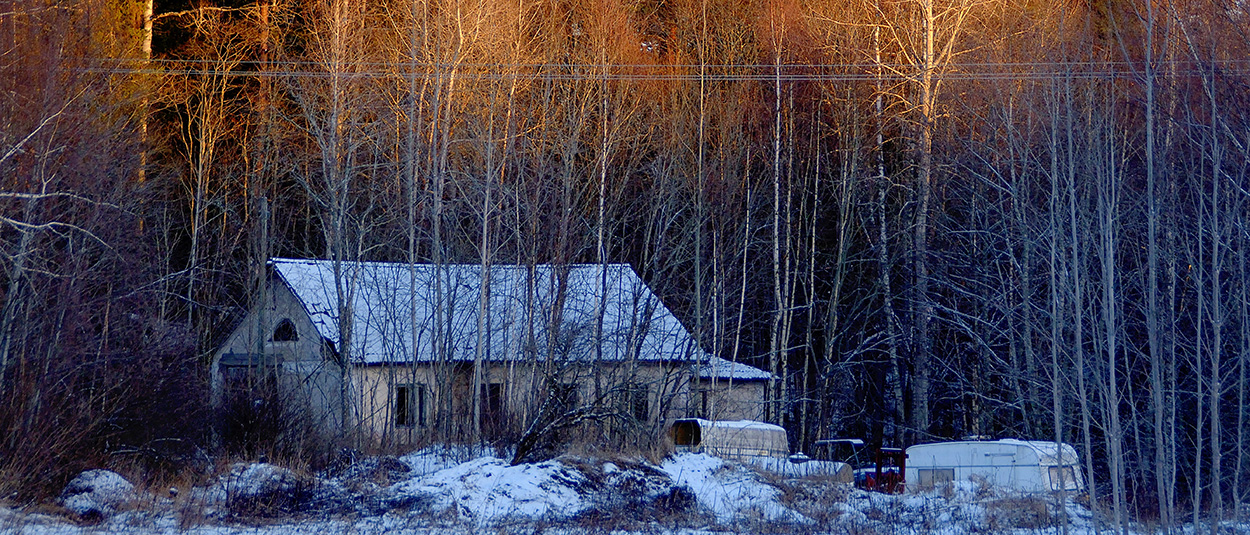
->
xmin=985 ymin=495 xmax=1058 ymax=530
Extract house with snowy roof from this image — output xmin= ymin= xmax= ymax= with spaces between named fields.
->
xmin=211 ymin=258 xmax=770 ymax=445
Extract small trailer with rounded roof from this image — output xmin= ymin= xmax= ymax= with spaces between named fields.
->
xmin=904 ymin=439 xmax=1084 ymax=492
xmin=671 ymin=418 xmax=789 ymax=460
xmin=670 ymin=418 xmax=852 ymax=480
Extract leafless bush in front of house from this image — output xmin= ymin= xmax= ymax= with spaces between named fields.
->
xmin=215 ymin=463 xmax=319 ymax=520
xmin=0 ymin=346 xmax=208 ymax=503
xmin=216 ymin=372 xmax=337 ymax=467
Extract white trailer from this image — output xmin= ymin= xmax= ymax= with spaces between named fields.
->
xmin=671 ymin=418 xmax=789 ymax=460
xmin=670 ymin=418 xmax=851 ymax=479
xmin=904 ymin=439 xmax=1085 ymax=492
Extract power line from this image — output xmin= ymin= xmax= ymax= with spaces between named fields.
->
xmin=115 ymin=57 xmax=1250 ymax=70
xmin=77 ymin=57 xmax=1250 ymax=82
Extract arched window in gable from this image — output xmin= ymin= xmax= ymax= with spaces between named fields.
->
xmin=272 ymin=319 xmax=298 ymax=342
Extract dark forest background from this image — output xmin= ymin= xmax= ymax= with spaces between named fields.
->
xmin=2 ymin=0 xmax=1249 ymax=527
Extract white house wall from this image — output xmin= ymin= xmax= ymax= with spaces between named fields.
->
xmin=211 ymin=278 xmax=346 ymax=433
xmin=352 ymin=360 xmax=694 ymax=445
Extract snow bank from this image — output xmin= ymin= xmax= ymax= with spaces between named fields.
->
xmin=190 ymin=463 xmax=318 ymax=518
xmin=217 ymin=464 xmax=302 ymax=499
xmin=658 ymin=452 xmax=806 ymax=524
xmin=397 ymin=444 xmax=494 ymax=477
xmin=15 ymin=448 xmax=1140 ymax=535
xmin=378 ymin=447 xmax=700 ymax=527
xmin=59 ymin=470 xmax=135 ymax=519
xmin=388 ymin=456 xmax=589 ymax=525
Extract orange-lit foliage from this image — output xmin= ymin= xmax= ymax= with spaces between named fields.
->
xmin=3 ymin=0 xmax=1250 ymax=517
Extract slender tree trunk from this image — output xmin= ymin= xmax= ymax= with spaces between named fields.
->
xmin=1046 ymin=72 xmax=1068 ymax=535
xmin=1206 ymin=76 xmax=1224 ymax=531
xmin=769 ymin=24 xmax=783 ymax=423
xmin=1142 ymin=1 xmax=1172 ymax=526
xmin=1007 ymin=98 xmax=1034 ymax=436
xmin=404 ymin=0 xmax=431 ymax=447
xmin=593 ymin=44 xmax=609 ymax=411
xmin=871 ymin=24 xmax=904 ymax=445
xmin=801 ymin=105 xmax=821 ymax=448
xmin=780 ymin=92 xmax=797 ymax=429
xmin=473 ymin=103 xmax=498 ymax=444
xmin=1193 ymin=142 xmax=1207 ymax=529
xmin=1238 ymin=229 xmax=1248 ymax=512
xmin=1067 ymin=72 xmax=1097 ymax=514
xmin=139 ymin=0 xmax=153 ymax=184
xmin=429 ymin=43 xmax=458 ymax=439
xmin=692 ymin=0 xmax=708 ymax=418
xmin=731 ymin=148 xmax=752 ymax=416
xmin=1096 ymin=94 xmax=1126 ymax=534
xmin=911 ymin=0 xmax=937 ymax=441
xmin=183 ymin=18 xmax=233 ymax=338
xmin=0 ymin=199 xmax=34 ymax=395
xmin=1166 ymin=172 xmax=1180 ymax=533
xmin=821 ymin=96 xmax=856 ymax=442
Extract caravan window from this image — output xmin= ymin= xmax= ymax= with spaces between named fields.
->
xmin=917 ymin=468 xmax=955 ymax=488
xmin=1048 ymin=466 xmax=1078 ymax=490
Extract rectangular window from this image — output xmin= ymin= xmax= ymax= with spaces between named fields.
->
xmin=395 ymin=383 xmax=426 ymax=427
xmin=917 ymin=468 xmax=955 ymax=488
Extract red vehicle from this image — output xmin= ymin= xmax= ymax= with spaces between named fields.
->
xmin=814 ymin=439 xmax=907 ymax=494
xmin=859 ymin=447 xmax=906 ymax=494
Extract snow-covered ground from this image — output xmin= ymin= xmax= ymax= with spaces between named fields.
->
xmin=2 ymin=448 xmax=1246 ymax=535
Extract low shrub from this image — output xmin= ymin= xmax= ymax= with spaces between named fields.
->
xmin=985 ymin=496 xmax=1057 ymax=530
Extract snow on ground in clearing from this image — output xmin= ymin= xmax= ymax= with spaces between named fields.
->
xmin=388 ymin=455 xmax=589 ymax=525
xmin=659 ymin=452 xmax=805 ymax=524
xmin=397 ymin=443 xmax=497 ymax=477
xmin=7 ymin=447 xmax=1250 ymax=535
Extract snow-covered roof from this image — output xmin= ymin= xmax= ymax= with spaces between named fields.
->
xmin=700 ymin=356 xmax=772 ymax=381
xmin=680 ymin=418 xmax=786 ymax=432
xmin=271 ymin=258 xmax=714 ymax=366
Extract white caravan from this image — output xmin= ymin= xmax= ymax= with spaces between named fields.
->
xmin=905 ymin=439 xmax=1085 ymax=492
